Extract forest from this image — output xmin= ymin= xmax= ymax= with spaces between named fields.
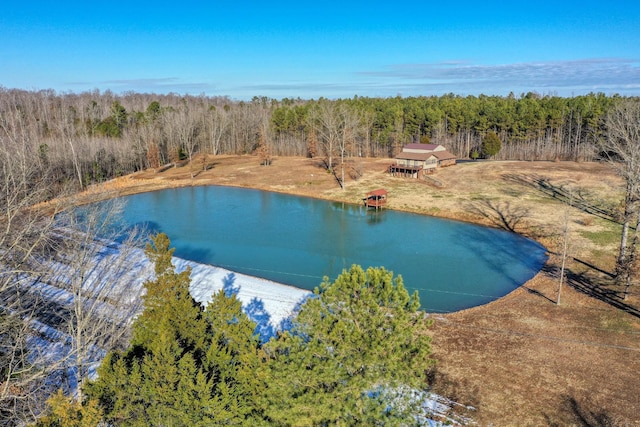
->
xmin=0 ymin=87 xmax=630 ymax=196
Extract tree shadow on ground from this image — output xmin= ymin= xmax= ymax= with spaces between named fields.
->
xmin=220 ymin=272 xmax=277 ymax=342
xmin=567 ymin=270 xmax=640 ymax=319
xmin=277 ymin=294 xmax=314 ymax=334
xmin=545 ymin=395 xmax=619 ymax=427
xmin=219 ymin=272 xmax=315 ymax=342
xmin=542 ymin=261 xmax=640 ymax=318
xmin=155 ymin=164 xmax=173 ymax=173
xmin=318 ymin=158 xmax=343 ymax=188
xmin=0 ymin=282 xmax=69 ymax=329
xmin=466 ymin=200 xmax=543 ymax=238
xmin=522 ymin=284 xmax=556 ymax=304
xmin=502 ymin=173 xmax=619 ymax=222
xmin=426 ymin=367 xmax=480 ymax=422
xmin=222 ymin=272 xmax=240 ymax=298
xmin=244 ymin=298 xmax=275 ymax=342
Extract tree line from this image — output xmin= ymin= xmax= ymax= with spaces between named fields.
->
xmin=1 ymin=87 xmax=634 ymax=194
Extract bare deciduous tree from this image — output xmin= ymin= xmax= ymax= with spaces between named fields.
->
xmin=601 ymin=99 xmax=640 ymax=298
xmin=49 ymin=200 xmax=145 ymax=403
xmin=0 ymin=106 xmax=66 ymax=423
xmin=164 ymin=103 xmax=201 ymax=178
xmin=336 ymin=104 xmax=362 ymax=190
xmin=0 ymin=106 xmax=146 ymax=422
xmin=203 ymin=105 xmax=229 ymax=159
xmin=310 ymin=100 xmax=341 ymax=173
xmin=52 ymin=102 xmax=85 ymax=190
xmin=308 ymin=101 xmax=363 ymax=189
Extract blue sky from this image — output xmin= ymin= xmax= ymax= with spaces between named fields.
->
xmin=1 ymin=1 xmax=639 ymax=99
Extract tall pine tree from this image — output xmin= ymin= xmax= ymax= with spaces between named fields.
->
xmin=261 ymin=265 xmax=435 ymax=425
xmin=87 ymin=233 xmax=265 ymax=425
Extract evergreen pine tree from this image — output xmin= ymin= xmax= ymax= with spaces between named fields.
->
xmin=33 ymin=390 xmax=102 ymax=427
xmin=481 ymin=131 xmax=502 ymax=158
xmin=261 ymin=265 xmax=434 ymax=425
xmin=132 ymin=232 xmax=206 ymax=354
xmin=87 ymin=233 xmax=264 ymax=425
xmin=202 ymin=290 xmax=266 ymax=423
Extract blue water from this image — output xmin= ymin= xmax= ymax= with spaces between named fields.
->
xmin=104 ymin=186 xmax=547 ymax=313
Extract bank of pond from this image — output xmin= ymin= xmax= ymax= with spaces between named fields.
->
xmin=85 ymin=186 xmax=547 ymax=313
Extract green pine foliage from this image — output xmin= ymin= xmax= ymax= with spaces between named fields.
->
xmin=131 ymin=233 xmax=206 ymax=354
xmin=86 ymin=233 xmax=265 ymax=425
xmin=200 ymin=289 xmax=266 ymax=422
xmin=33 ymin=390 xmax=102 ymax=427
xmin=482 ymin=131 xmax=502 ymax=158
xmin=261 ymin=265 xmax=434 ymax=425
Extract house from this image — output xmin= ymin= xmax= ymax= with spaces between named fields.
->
xmin=389 ymin=143 xmax=456 ymax=178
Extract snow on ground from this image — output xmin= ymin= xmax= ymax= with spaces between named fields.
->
xmin=177 ymin=256 xmax=311 ymax=330
xmin=38 ymin=237 xmax=312 ymax=330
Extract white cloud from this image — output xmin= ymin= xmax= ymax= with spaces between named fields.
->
xmin=358 ymin=58 xmax=640 ymax=96
xmin=62 ymin=58 xmax=640 ymax=99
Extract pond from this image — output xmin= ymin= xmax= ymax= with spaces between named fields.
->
xmin=106 ymin=186 xmax=547 ymax=313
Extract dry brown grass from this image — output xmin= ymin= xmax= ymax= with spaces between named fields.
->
xmin=83 ymin=155 xmax=640 ymax=425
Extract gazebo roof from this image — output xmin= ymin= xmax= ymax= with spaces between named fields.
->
xmin=366 ymin=188 xmax=387 ymax=197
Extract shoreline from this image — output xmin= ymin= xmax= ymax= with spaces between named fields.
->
xmin=86 ymin=177 xmax=549 ymax=317
xmin=81 ymin=168 xmax=550 ymax=317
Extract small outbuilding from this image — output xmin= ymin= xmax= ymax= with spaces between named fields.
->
xmin=363 ymin=189 xmax=387 ymax=210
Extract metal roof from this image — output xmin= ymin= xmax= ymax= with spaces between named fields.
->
xmin=432 ymin=151 xmax=457 ymax=160
xmin=395 ymin=152 xmax=437 ymax=161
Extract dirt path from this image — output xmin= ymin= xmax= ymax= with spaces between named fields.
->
xmin=83 ymin=155 xmax=640 ymax=425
